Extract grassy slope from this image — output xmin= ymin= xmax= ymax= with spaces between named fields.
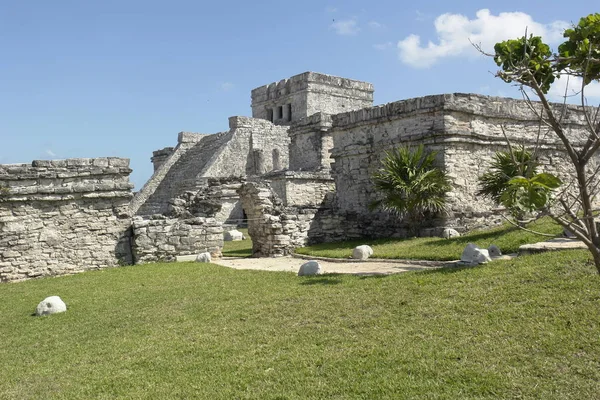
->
xmin=1 ymin=251 xmax=599 ymax=399
xmin=296 ymin=218 xmax=563 ymax=260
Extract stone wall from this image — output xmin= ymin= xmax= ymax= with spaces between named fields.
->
xmin=132 ymin=216 xmax=223 ymax=263
xmin=329 ymin=93 xmax=594 ymax=232
xmin=288 ymin=112 xmax=334 ymax=171
xmin=264 ymin=171 xmax=335 ymax=207
xmin=0 ymin=158 xmax=134 ymax=282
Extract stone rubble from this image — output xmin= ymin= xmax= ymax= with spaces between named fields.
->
xmin=352 ymin=245 xmax=374 ymax=260
xmin=36 ymin=296 xmax=67 ymax=316
xmin=298 ymin=260 xmax=322 ymax=276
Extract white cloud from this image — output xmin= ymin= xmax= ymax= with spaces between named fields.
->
xmin=221 ymin=82 xmax=234 ymax=92
xmin=46 ymin=149 xmax=56 ymax=157
xmin=549 ymin=75 xmax=600 ymax=104
xmin=374 ymin=42 xmax=393 ymax=51
xmin=331 ymin=18 xmax=360 ymax=36
xmin=326 ymin=6 xmax=338 ymax=13
xmin=368 ymin=21 xmax=384 ymax=29
xmin=415 ymin=10 xmax=431 ymax=22
xmin=398 ymin=9 xmax=568 ymax=68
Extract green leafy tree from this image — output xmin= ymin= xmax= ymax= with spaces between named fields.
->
xmin=479 ymin=13 xmax=600 ymax=273
xmin=370 ymin=145 xmax=452 ymax=236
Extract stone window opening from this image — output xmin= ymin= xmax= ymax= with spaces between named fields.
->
xmin=286 ymin=104 xmax=292 ymax=121
xmin=267 ymin=108 xmax=274 ymax=122
xmin=277 ymin=106 xmax=283 ymax=120
xmin=272 ymin=149 xmax=281 ymax=171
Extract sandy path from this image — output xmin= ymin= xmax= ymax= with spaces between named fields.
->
xmin=214 ymin=256 xmax=457 ymax=275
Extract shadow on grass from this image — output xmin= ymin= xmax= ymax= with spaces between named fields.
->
xmin=420 ymin=226 xmax=519 ymax=248
xmin=300 ymin=276 xmax=343 ymax=285
xmin=357 ymin=273 xmax=390 ymax=280
xmin=221 ymin=249 xmax=253 ymax=257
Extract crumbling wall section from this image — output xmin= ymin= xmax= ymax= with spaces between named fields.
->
xmin=238 ymin=181 xmax=439 ymax=257
xmin=238 ymin=182 xmax=314 ymax=257
xmin=132 ymin=216 xmax=223 ymax=263
xmin=0 ymin=158 xmax=133 ymax=282
xmin=168 ymin=177 xmax=245 ymax=224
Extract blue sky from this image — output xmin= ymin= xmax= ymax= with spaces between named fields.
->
xmin=0 ymin=1 xmax=597 ymax=188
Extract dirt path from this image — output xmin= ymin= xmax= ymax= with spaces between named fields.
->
xmin=214 ymin=256 xmax=458 ymax=275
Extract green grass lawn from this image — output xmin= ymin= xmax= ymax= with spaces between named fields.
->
xmin=222 ymin=227 xmax=252 ymax=257
xmin=1 ymin=250 xmax=599 ymax=399
xmin=296 ymin=218 xmax=563 ymax=260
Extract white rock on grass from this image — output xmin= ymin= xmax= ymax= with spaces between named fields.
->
xmin=298 ymin=260 xmax=322 ymax=276
xmin=488 ymin=244 xmax=502 ymax=258
xmin=35 ymin=296 xmax=67 ymax=316
xmin=442 ymin=228 xmax=460 ymax=239
xmin=352 ymin=245 xmax=374 ymax=260
xmin=460 ymin=243 xmax=492 ymax=265
xmin=195 ymin=252 xmax=212 ymax=263
xmin=224 ymin=229 xmax=243 ymax=241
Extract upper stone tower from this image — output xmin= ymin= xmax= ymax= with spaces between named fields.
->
xmin=251 ymin=72 xmax=374 ymax=125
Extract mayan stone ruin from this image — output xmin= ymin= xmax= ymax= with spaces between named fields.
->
xmin=0 ymin=71 xmax=596 ymax=281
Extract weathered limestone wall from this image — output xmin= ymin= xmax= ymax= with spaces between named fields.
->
xmin=288 ymin=112 xmax=334 ymax=171
xmin=305 ymin=73 xmax=374 ymax=117
xmin=0 ymin=158 xmax=133 ymax=282
xmin=132 ymin=216 xmax=223 ymax=263
xmin=251 ymin=72 xmax=373 ymax=125
xmin=330 ymin=93 xmax=594 ymax=232
xmin=331 ymin=95 xmax=447 ymax=215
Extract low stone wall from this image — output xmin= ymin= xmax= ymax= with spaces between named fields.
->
xmin=132 ymin=216 xmax=223 ymax=263
xmin=0 ymin=158 xmax=133 ymax=282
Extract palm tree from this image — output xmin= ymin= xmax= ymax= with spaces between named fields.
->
xmin=477 ymin=146 xmax=540 ymax=221
xmin=370 ymin=145 xmax=452 ymax=235
xmin=477 ymin=146 xmax=538 ymax=204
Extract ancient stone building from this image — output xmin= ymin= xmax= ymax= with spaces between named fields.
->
xmin=1 ymin=71 xmax=596 ymax=280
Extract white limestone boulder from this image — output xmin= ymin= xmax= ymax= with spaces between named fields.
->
xmin=224 ymin=229 xmax=243 ymax=241
xmin=352 ymin=245 xmax=374 ymax=260
xmin=460 ymin=243 xmax=492 ymax=265
xmin=195 ymin=252 xmax=212 ymax=263
xmin=488 ymin=244 xmax=502 ymax=258
xmin=35 ymin=296 xmax=67 ymax=316
xmin=298 ymin=260 xmax=322 ymax=276
xmin=442 ymin=228 xmax=460 ymax=239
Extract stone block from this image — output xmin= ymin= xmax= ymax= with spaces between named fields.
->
xmin=35 ymin=296 xmax=67 ymax=316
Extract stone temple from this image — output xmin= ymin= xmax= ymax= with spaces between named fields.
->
xmin=0 ymin=71 xmax=593 ymax=281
